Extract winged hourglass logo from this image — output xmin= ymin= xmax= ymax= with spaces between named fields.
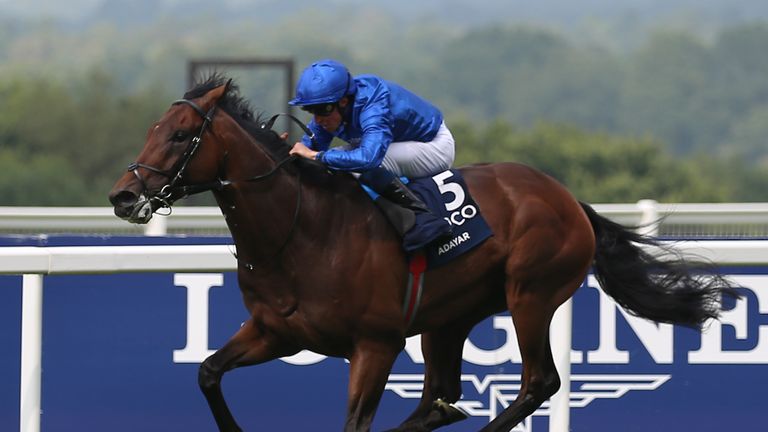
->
xmin=385 ymin=374 xmax=671 ymax=432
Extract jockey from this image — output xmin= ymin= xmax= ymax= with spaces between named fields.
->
xmin=288 ymin=59 xmax=454 ymax=251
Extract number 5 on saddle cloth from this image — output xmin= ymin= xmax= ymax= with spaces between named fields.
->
xmin=361 ymin=169 xmax=493 ymax=269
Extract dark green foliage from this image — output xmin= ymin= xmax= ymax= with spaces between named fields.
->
xmin=2 ymin=12 xmax=768 ymax=204
xmin=452 ymin=121 xmax=768 ymax=203
xmin=0 ymin=72 xmax=169 ymax=205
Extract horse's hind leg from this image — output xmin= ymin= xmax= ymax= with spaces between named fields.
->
xmin=388 ymin=323 xmax=473 ymax=432
xmin=198 ymin=317 xmax=296 ymax=432
xmin=480 ymin=278 xmax=580 ymax=432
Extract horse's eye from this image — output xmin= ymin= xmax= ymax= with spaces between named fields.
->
xmin=171 ymin=131 xmax=189 ymax=142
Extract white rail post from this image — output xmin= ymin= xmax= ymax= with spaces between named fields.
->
xmin=549 ymin=299 xmax=572 ymax=432
xmin=20 ymin=274 xmax=43 ymax=432
xmin=636 ymin=199 xmax=660 ymax=236
xmin=144 ymin=215 xmax=168 ymax=236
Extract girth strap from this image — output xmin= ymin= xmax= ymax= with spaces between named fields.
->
xmin=403 ymin=252 xmax=427 ymax=327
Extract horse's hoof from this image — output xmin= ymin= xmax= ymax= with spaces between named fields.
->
xmin=432 ymin=398 xmax=468 ymax=423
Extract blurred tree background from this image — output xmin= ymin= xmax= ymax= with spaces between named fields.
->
xmin=1 ymin=0 xmax=768 ymax=205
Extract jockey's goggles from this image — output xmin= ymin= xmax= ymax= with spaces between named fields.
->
xmin=300 ymin=103 xmax=337 ymax=117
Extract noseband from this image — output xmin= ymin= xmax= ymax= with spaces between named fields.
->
xmin=127 ymin=98 xmax=218 ymax=209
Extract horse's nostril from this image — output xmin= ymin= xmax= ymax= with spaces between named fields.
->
xmin=109 ymin=190 xmax=138 ymax=208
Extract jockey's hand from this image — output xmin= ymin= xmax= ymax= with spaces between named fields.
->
xmin=279 ymin=132 xmax=289 ymax=141
xmin=289 ymin=142 xmax=319 ymax=160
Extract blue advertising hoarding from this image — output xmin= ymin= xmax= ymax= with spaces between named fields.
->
xmin=0 ymin=275 xmax=21 ymax=431
xmin=1 ymin=236 xmax=766 ymax=431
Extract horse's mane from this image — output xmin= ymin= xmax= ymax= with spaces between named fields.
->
xmin=183 ymin=73 xmax=356 ymax=189
xmin=184 ymin=73 xmax=292 ymax=163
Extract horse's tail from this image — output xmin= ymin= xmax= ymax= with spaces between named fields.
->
xmin=579 ymin=202 xmax=741 ymax=328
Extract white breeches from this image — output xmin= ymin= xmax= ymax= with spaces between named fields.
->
xmin=379 ymin=121 xmax=456 ymax=178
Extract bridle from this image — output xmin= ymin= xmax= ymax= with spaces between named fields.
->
xmin=125 ymin=97 xmax=317 ymax=264
xmin=127 ymin=99 xmax=314 ymax=210
xmin=127 ymin=98 xmax=218 ymax=210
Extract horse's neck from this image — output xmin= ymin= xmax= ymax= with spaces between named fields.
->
xmin=213 ymin=137 xmax=359 ymax=269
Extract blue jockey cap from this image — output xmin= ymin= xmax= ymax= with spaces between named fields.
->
xmin=289 ymin=59 xmax=352 ymax=106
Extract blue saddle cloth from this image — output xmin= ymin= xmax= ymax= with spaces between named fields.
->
xmin=406 ymin=169 xmax=493 ymax=268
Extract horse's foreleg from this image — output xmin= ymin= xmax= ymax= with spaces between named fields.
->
xmin=345 ymin=338 xmax=403 ymax=432
xmin=199 ymin=318 xmax=296 ymax=432
xmin=388 ymin=324 xmax=472 ymax=432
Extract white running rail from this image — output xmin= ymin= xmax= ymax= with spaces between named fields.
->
xmin=2 ymin=245 xmax=237 ymax=432
xmin=3 ymin=201 xmax=768 ymax=237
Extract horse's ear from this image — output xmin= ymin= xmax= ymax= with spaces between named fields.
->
xmin=225 ymin=78 xmax=233 ymax=93
xmin=203 ymin=83 xmax=229 ymax=106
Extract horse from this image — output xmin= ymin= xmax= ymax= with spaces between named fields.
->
xmin=108 ymin=75 xmax=740 ymax=432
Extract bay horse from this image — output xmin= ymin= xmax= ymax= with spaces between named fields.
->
xmin=108 ymin=76 xmax=739 ymax=432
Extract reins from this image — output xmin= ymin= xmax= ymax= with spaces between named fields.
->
xmin=166 ymin=113 xmax=316 ymax=197
xmin=127 ymin=103 xmax=313 ymax=204
xmin=166 ymin=153 xmax=298 ymax=199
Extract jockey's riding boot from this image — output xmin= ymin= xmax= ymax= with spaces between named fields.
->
xmin=360 ymin=167 xmax=453 ymax=252
xmin=371 ymin=195 xmax=417 ymax=238
xmin=379 ymin=177 xmax=454 ymax=252
xmin=379 ymin=177 xmax=431 ymax=213
xmin=359 ymin=167 xmax=429 ymax=212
